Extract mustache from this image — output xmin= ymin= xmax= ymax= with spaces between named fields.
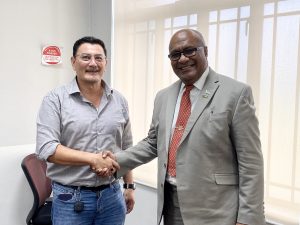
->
xmin=86 ymin=67 xmax=100 ymax=72
xmin=177 ymin=63 xmax=194 ymax=69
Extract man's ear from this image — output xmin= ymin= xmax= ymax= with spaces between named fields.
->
xmin=204 ymin=46 xmax=208 ymax=58
xmin=71 ymin=56 xmax=76 ymax=70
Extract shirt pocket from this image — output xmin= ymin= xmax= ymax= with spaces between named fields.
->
xmin=110 ymin=109 xmax=127 ymax=128
xmin=214 ymin=173 xmax=239 ymax=185
xmin=100 ymin=108 xmax=126 ymax=136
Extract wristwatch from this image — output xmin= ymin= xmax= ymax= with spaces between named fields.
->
xmin=123 ymin=183 xmax=136 ymax=190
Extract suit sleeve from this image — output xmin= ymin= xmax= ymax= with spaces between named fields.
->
xmin=231 ymin=85 xmax=265 ymax=224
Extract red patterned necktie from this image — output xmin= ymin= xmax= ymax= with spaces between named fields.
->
xmin=167 ymin=85 xmax=194 ymax=177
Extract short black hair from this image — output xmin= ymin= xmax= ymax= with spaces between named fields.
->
xmin=73 ymin=36 xmax=107 ymax=57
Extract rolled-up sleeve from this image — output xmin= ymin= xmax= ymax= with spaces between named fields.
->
xmin=36 ymin=91 xmax=61 ymax=160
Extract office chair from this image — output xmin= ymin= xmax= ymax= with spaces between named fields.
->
xmin=21 ymin=153 xmax=52 ymax=225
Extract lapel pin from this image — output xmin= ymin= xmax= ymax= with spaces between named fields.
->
xmin=202 ymin=90 xmax=211 ymax=98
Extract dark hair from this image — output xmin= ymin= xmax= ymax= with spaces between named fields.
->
xmin=72 ymin=36 xmax=107 ymax=57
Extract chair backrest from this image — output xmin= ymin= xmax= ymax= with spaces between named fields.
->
xmin=21 ymin=153 xmax=52 ymax=224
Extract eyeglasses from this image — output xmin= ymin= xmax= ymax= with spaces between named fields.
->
xmin=76 ymin=54 xmax=106 ymax=63
xmin=168 ymin=46 xmax=205 ymax=61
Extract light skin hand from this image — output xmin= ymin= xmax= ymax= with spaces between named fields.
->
xmin=47 ymin=145 xmax=119 ymax=177
xmin=102 ymin=151 xmax=116 ymax=160
xmin=102 ymin=151 xmax=118 ymax=175
xmin=123 ymin=189 xmax=135 ymax=214
xmin=91 ymin=151 xmax=119 ymax=177
xmin=90 ymin=152 xmax=119 ymax=176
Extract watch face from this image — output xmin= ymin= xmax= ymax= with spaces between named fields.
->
xmin=124 ymin=183 xmax=136 ymax=190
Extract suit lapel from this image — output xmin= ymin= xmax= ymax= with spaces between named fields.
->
xmin=165 ymin=81 xmax=181 ymax=152
xmin=179 ymin=70 xmax=220 ymax=145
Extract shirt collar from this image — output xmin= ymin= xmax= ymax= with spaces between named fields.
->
xmin=68 ymin=78 xmax=80 ymax=95
xmin=67 ymin=77 xmax=114 ymax=97
xmin=179 ymin=66 xmax=209 ymax=91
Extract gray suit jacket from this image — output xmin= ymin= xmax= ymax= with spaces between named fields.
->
xmin=116 ymin=68 xmax=265 ymax=225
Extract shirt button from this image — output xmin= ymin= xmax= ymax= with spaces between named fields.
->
xmin=161 ymin=183 xmax=164 ymax=188
xmin=164 ymin=163 xmax=167 ymax=168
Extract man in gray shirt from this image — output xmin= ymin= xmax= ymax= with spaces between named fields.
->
xmin=36 ymin=36 xmax=135 ymax=225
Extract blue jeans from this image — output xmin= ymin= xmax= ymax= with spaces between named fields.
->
xmin=52 ymin=181 xmax=126 ymax=225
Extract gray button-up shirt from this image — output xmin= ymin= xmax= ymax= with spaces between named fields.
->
xmin=36 ymin=78 xmax=133 ymax=186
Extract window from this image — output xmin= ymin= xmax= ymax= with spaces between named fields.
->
xmin=260 ymin=1 xmax=300 ymax=223
xmin=113 ymin=0 xmax=300 ymax=224
xmin=208 ymin=6 xmax=250 ymax=82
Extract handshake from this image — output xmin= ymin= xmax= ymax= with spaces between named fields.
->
xmin=90 ymin=151 xmax=119 ymax=177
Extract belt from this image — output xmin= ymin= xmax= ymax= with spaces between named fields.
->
xmin=165 ymin=181 xmax=177 ymax=190
xmin=56 ymin=180 xmax=117 ymax=192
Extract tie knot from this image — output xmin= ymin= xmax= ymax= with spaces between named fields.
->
xmin=185 ymin=85 xmax=194 ymax=92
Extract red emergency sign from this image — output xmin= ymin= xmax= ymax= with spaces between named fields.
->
xmin=42 ymin=46 xmax=62 ymax=65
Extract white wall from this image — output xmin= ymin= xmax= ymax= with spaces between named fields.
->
xmin=91 ymin=0 xmax=112 ymax=85
xmin=0 ymin=145 xmax=36 ymax=225
xmin=124 ymin=183 xmax=158 ymax=225
xmin=0 ymin=0 xmax=113 ymax=147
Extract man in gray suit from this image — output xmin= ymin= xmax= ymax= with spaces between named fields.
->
xmin=101 ymin=29 xmax=265 ymax=225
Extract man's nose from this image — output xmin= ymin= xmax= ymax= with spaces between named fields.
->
xmin=88 ymin=57 xmax=97 ymax=66
xmin=178 ymin=53 xmax=189 ymax=62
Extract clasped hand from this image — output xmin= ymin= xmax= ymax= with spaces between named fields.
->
xmin=90 ymin=151 xmax=119 ymax=177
